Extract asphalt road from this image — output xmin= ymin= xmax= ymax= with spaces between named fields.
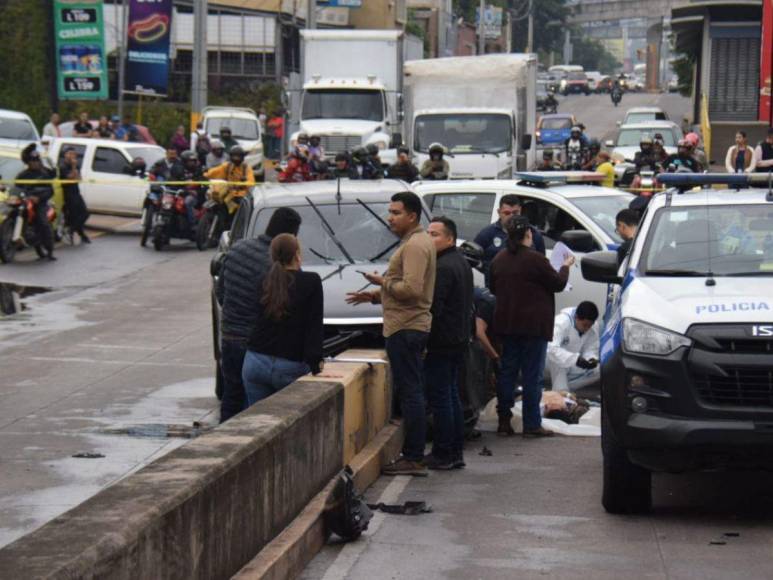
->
xmin=0 ymin=219 xmax=219 ymax=549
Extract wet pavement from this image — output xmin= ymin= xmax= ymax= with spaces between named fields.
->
xmin=0 ymin=227 xmax=219 ymax=548
xmin=302 ymin=434 xmax=773 ymax=580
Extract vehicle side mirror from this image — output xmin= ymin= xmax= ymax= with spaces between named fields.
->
xmin=581 ymin=251 xmax=621 ymax=284
xmin=605 ymin=140 xmax=614 ymax=148
xmin=560 ymin=230 xmax=596 ymax=253
xmin=390 ymin=133 xmax=403 ymax=148
xmin=520 ymin=134 xmax=532 ymax=151
xmin=210 ymin=252 xmax=225 ymax=277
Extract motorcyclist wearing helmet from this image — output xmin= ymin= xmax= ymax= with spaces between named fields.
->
xmin=387 ymin=145 xmax=419 ymax=182
xmin=352 ymin=146 xmax=382 ymax=179
xmin=685 ymin=132 xmax=707 ymax=170
xmin=420 ymin=142 xmax=450 ymax=180
xmin=652 ymin=133 xmax=669 ymax=165
xmin=365 ymin=143 xmax=385 ymax=179
xmin=664 ymin=139 xmax=701 ymax=173
xmin=535 ymin=149 xmax=562 ymax=171
xmin=330 ymin=152 xmax=359 ymax=179
xmin=180 ymin=150 xmax=206 ymax=231
xmin=581 ymin=139 xmax=602 ymax=170
xmin=633 ymin=135 xmax=661 ymax=173
xmin=16 ymin=144 xmax=56 ymax=260
xmin=204 ymin=145 xmax=256 ymax=213
xmin=278 ymin=145 xmax=312 ymax=183
xmin=564 ymin=126 xmax=587 ymax=170
xmin=308 ymin=135 xmax=324 ymax=161
xmin=206 ymin=139 xmax=227 ymax=169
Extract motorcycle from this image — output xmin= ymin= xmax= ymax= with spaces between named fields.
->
xmin=0 ymin=186 xmax=57 ymax=264
xmin=611 ymin=89 xmax=622 ymax=107
xmin=140 ymin=184 xmax=163 ymax=247
xmin=150 ymin=186 xmax=204 ymax=252
xmin=564 ymin=142 xmax=585 ymax=171
xmin=195 ymin=181 xmax=231 ymax=251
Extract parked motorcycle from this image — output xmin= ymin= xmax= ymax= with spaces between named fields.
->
xmin=0 ymin=186 xmax=57 ymax=264
xmin=150 ymin=186 xmax=203 ymax=252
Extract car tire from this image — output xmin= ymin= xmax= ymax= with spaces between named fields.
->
xmin=601 ymin=407 xmax=652 ymax=514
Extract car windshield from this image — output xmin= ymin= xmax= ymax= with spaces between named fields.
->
xmin=641 ymin=204 xmax=773 ymax=276
xmin=126 ymin=146 xmax=165 ymax=167
xmin=541 ymin=118 xmax=572 ymax=130
xmin=414 ymin=114 xmax=511 ymax=154
xmin=0 ymin=156 xmax=25 ymax=180
xmin=617 ymin=128 xmax=676 ymax=147
xmin=302 ymin=89 xmax=384 ymax=122
xmin=251 ymin=202 xmax=428 ymax=266
xmin=567 ymin=72 xmax=586 ymax=80
xmin=571 ymin=195 xmax=633 ymax=243
xmin=0 ymin=118 xmax=38 ymax=141
xmin=625 ymin=112 xmax=666 ymax=124
xmin=205 ymin=118 xmax=260 ymax=140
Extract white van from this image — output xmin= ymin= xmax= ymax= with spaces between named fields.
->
xmin=47 ymin=138 xmax=164 ymax=216
xmin=201 ymin=107 xmax=264 ymax=180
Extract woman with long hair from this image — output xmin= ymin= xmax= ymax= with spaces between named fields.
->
xmin=242 ymin=234 xmax=324 ymax=405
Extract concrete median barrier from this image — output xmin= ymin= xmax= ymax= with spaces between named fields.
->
xmin=0 ymin=350 xmax=396 ymax=580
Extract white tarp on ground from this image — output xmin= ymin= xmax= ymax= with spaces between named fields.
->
xmin=478 ymin=397 xmax=602 ymax=437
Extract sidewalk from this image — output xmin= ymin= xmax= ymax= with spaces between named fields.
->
xmin=303 ymin=434 xmax=773 ymax=580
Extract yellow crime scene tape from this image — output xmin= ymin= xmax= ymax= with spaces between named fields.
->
xmin=0 ymin=179 xmax=254 ymax=187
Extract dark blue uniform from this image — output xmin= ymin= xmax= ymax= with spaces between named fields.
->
xmin=474 ymin=221 xmax=546 ymax=282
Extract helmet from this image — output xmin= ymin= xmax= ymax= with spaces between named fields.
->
xmin=366 ymin=143 xmax=379 ymax=156
xmin=397 ymin=145 xmax=410 ymax=156
xmin=685 ymin=132 xmax=700 ymax=147
xmin=229 ymin=146 xmax=245 ymax=161
xmin=428 ymin=142 xmax=445 ymax=155
xmin=180 ymin=150 xmax=197 ymax=164
xmin=677 ymin=138 xmax=690 ymax=148
xmin=297 ymin=132 xmax=309 ymax=144
xmin=352 ymin=147 xmax=368 ymax=162
xmin=571 ymin=126 xmax=582 ymax=134
xmin=309 ymin=134 xmax=320 ymax=145
xmin=639 ymin=135 xmax=653 ymax=146
xmin=543 ymin=149 xmax=554 ymax=158
xmin=210 ymin=139 xmax=224 ymax=151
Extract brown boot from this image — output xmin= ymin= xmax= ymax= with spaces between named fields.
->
xmin=497 ymin=416 xmax=515 ymax=437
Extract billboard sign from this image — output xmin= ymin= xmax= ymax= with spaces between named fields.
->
xmin=125 ymin=0 xmax=174 ymax=96
xmin=53 ymin=0 xmax=108 ymax=100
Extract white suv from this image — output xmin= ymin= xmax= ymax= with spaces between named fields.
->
xmin=201 ymin=107 xmax=264 ymax=180
xmin=582 ymin=173 xmax=773 ymax=514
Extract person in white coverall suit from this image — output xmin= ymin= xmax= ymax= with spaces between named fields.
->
xmin=547 ymin=302 xmax=600 ymax=391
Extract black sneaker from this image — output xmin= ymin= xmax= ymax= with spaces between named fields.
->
xmin=424 ymin=454 xmax=454 ymax=471
xmin=452 ymin=455 xmax=466 ymax=469
xmin=382 ymin=457 xmax=428 ymax=477
xmin=522 ymin=427 xmax=555 ymax=439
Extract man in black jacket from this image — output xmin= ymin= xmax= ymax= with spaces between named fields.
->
xmin=424 ymin=216 xmax=474 ymax=469
xmin=216 ymin=207 xmax=302 ymax=422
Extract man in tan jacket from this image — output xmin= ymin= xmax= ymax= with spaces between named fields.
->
xmin=347 ymin=191 xmax=436 ymax=476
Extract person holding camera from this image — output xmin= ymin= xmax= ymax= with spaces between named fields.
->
xmin=546 ymin=301 xmax=600 ymax=392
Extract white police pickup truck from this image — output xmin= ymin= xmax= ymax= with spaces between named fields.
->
xmin=581 ymin=173 xmax=773 ymax=514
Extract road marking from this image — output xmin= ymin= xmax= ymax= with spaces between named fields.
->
xmin=320 ymin=475 xmax=411 ymax=580
xmin=76 ymin=344 xmax=157 ymax=351
xmin=27 ymin=356 xmax=210 ymax=369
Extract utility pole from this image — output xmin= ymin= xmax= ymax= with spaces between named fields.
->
xmin=478 ymin=0 xmax=485 ymax=55
xmin=307 ymin=0 xmax=316 ymax=29
xmin=191 ymin=0 xmax=208 ymax=123
xmin=526 ymin=0 xmax=534 ymax=53
xmin=117 ymin=0 xmax=127 ymax=118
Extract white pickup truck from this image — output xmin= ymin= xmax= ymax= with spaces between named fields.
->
xmin=46 ymin=137 xmax=164 ymax=216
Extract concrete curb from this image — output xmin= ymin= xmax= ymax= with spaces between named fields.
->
xmin=232 ymin=422 xmax=403 ymax=580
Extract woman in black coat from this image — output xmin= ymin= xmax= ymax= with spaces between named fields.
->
xmin=58 ymin=147 xmax=90 ymax=243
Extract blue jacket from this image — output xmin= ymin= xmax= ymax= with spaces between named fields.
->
xmin=474 ymin=220 xmax=546 ymax=281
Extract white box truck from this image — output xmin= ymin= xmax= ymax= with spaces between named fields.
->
xmin=404 ymin=54 xmax=538 ymax=178
xmin=290 ymin=30 xmax=408 ymax=164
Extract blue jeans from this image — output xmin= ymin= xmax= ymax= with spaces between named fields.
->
xmin=220 ymin=339 xmax=247 ymax=423
xmin=496 ymin=336 xmax=548 ymax=431
xmin=424 ymin=351 xmax=464 ymax=461
xmin=242 ymin=351 xmax=310 ymax=406
xmin=385 ymin=330 xmax=429 ymax=462
xmin=184 ymin=195 xmax=197 ymax=229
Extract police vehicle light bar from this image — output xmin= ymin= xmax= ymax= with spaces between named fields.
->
xmin=657 ymin=173 xmax=773 ymax=188
xmin=514 ymin=171 xmax=605 ymax=185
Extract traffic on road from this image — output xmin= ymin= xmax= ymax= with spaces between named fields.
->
xmin=2 ymin=23 xmax=773 ymax=580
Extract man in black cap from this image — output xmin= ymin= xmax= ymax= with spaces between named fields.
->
xmin=216 ymin=207 xmax=302 ymax=422
xmin=387 ymin=146 xmax=420 ymax=182
xmin=16 ymin=144 xmax=56 ymax=260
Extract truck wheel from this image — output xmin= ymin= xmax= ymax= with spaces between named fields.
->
xmin=601 ymin=407 xmax=652 ymax=514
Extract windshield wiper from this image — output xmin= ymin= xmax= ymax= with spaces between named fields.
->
xmin=356 ymin=197 xmax=400 ymax=262
xmin=305 ymin=196 xmax=355 ymax=264
xmin=308 ymin=247 xmax=335 ymax=263
xmin=724 ymin=271 xmax=773 ymax=276
xmin=369 ymin=240 xmax=400 ymax=262
xmin=644 ymin=269 xmax=711 ymax=277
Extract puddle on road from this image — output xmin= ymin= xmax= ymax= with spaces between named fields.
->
xmin=99 ymin=422 xmax=212 ymax=439
xmin=0 ymin=283 xmax=51 ymax=317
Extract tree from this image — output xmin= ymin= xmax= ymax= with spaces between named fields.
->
xmin=571 ymin=34 xmax=621 ymax=75
xmin=510 ymin=0 xmax=569 ymax=55
xmin=671 ymin=54 xmax=694 ymax=98
xmin=0 ymin=0 xmax=53 ymax=128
